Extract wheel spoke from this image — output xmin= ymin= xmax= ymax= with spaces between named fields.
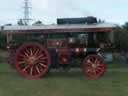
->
xmin=34 ymin=49 xmax=40 ymax=56
xmin=24 ymin=51 xmax=30 ymax=57
xmin=26 ymin=48 xmax=31 ymax=55
xmin=19 ymin=61 xmax=25 ymax=65
xmin=31 ymin=47 xmax=37 ymax=56
xmin=97 ymin=67 xmax=102 ymax=71
xmin=36 ymin=50 xmax=42 ymax=57
xmin=97 ymin=64 xmax=104 ymax=67
xmin=39 ymin=63 xmax=48 ymax=68
xmin=30 ymin=48 xmax=33 ymax=56
xmin=87 ymin=59 xmax=93 ymax=65
xmin=22 ymin=64 xmax=31 ymax=72
xmin=39 ymin=57 xmax=48 ymax=60
xmin=35 ymin=66 xmax=41 ymax=74
xmin=93 ymin=70 xmax=97 ymax=76
xmin=93 ymin=69 xmax=97 ymax=73
xmin=38 ymin=54 xmax=45 ymax=59
xmin=94 ymin=58 xmax=98 ymax=64
xmin=98 ymin=66 xmax=105 ymax=71
xmin=20 ymin=54 xmax=28 ymax=59
xmin=86 ymin=68 xmax=92 ymax=72
xmin=30 ymin=66 xmax=34 ymax=76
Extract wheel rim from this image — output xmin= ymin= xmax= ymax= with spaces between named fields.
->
xmin=15 ymin=42 xmax=50 ymax=78
xmin=82 ymin=55 xmax=105 ymax=78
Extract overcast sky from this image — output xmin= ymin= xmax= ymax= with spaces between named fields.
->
xmin=0 ymin=0 xmax=127 ymax=25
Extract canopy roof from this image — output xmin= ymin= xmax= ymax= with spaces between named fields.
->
xmin=1 ymin=23 xmax=117 ymax=34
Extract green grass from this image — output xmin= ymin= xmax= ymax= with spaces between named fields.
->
xmin=0 ymin=50 xmax=128 ymax=96
xmin=1 ymin=64 xmax=128 ymax=96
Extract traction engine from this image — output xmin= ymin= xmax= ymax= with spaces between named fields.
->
xmin=1 ymin=16 xmax=116 ymax=78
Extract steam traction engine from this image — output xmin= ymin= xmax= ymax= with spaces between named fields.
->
xmin=1 ymin=17 xmax=116 ymax=78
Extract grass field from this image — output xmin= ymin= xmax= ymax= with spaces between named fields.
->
xmin=0 ymin=50 xmax=128 ymax=96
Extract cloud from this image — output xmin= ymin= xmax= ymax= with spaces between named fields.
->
xmin=31 ymin=0 xmax=128 ymax=24
xmin=0 ymin=0 xmax=128 ymax=24
xmin=31 ymin=0 xmax=91 ymax=24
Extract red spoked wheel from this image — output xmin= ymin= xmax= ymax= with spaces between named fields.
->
xmin=15 ymin=42 xmax=50 ymax=78
xmin=82 ymin=55 xmax=105 ymax=78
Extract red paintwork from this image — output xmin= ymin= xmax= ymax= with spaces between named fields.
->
xmin=82 ymin=55 xmax=105 ymax=78
xmin=15 ymin=42 xmax=51 ymax=78
xmin=57 ymin=47 xmax=71 ymax=64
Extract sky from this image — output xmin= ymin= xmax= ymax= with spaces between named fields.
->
xmin=0 ymin=0 xmax=127 ymax=25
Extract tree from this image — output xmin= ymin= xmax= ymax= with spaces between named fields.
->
xmin=98 ymin=19 xmax=105 ymax=23
xmin=0 ymin=32 xmax=6 ymax=49
xmin=114 ymin=23 xmax=128 ymax=50
xmin=32 ymin=20 xmax=43 ymax=25
xmin=123 ymin=22 xmax=128 ymax=30
xmin=17 ymin=19 xmax=24 ymax=25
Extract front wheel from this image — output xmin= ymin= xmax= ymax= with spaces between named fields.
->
xmin=82 ymin=55 xmax=106 ymax=78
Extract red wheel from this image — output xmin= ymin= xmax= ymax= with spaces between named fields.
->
xmin=82 ymin=55 xmax=105 ymax=78
xmin=15 ymin=42 xmax=50 ymax=78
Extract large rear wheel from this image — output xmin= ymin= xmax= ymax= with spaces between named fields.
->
xmin=82 ymin=55 xmax=105 ymax=78
xmin=15 ymin=42 xmax=50 ymax=78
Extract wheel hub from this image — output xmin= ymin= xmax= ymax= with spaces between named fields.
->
xmin=28 ymin=56 xmax=37 ymax=65
xmin=92 ymin=64 xmax=97 ymax=69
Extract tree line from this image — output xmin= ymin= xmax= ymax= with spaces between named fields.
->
xmin=114 ymin=22 xmax=128 ymax=51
